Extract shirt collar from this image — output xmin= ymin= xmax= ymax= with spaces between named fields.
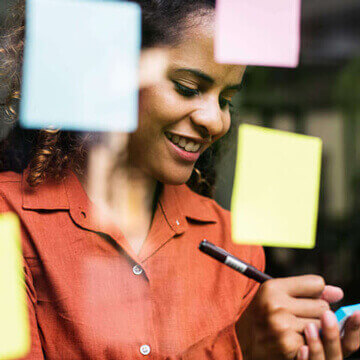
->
xmin=22 ymin=169 xmax=218 ymax=225
xmin=159 ymin=184 xmax=217 ymax=232
xmin=22 ymin=168 xmax=70 ymax=210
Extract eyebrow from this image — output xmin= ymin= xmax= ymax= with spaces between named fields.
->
xmin=174 ymin=68 xmax=243 ymax=92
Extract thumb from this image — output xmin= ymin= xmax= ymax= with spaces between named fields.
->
xmin=320 ymin=285 xmax=344 ymax=303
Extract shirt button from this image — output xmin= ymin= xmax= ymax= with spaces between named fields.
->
xmin=175 ymin=219 xmax=180 ymax=226
xmin=139 ymin=344 xmax=151 ymax=356
xmin=132 ymin=265 xmax=143 ymax=275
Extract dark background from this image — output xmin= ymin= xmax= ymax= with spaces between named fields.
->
xmin=214 ymin=1 xmax=360 ymax=358
xmin=1 ymin=0 xmax=360 ymax=358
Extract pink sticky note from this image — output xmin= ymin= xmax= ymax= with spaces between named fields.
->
xmin=215 ymin=0 xmax=301 ymax=68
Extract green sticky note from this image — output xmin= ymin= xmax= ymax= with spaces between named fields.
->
xmin=231 ymin=124 xmax=322 ymax=248
xmin=0 ymin=213 xmax=30 ymax=359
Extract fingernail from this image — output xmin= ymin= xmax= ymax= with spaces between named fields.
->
xmin=323 ymin=310 xmax=337 ymax=328
xmin=305 ymin=323 xmax=319 ymax=339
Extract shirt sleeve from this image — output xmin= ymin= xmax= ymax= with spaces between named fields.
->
xmin=176 ymin=246 xmax=266 ymax=360
xmin=0 ymin=195 xmax=45 ymax=359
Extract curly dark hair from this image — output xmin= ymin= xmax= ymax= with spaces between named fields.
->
xmin=0 ymin=0 xmax=236 ymax=197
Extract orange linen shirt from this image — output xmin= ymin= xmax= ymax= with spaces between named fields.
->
xmin=0 ymin=170 xmax=265 ymax=360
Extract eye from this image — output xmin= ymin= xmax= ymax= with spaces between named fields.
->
xmin=173 ymin=81 xmax=200 ymax=97
xmin=219 ymin=97 xmax=234 ymax=110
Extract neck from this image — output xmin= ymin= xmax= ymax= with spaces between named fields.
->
xmin=125 ymin=166 xmax=159 ymax=223
xmin=77 ymin=139 xmax=159 ymax=254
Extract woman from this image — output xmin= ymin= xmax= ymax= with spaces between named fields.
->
xmin=0 ymin=0 xmax=359 ymax=359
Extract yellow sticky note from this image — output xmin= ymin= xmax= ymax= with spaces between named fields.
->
xmin=231 ymin=124 xmax=322 ymax=248
xmin=0 ymin=213 xmax=30 ymax=359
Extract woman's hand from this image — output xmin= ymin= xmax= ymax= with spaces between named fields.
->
xmin=296 ymin=310 xmax=360 ymax=359
xmin=236 ymin=275 xmax=360 ymax=360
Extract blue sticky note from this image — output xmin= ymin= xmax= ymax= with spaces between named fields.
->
xmin=335 ymin=304 xmax=360 ymax=335
xmin=20 ymin=0 xmax=141 ymax=132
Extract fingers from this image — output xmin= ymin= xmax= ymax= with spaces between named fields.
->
xmin=267 ymin=275 xmax=326 ymax=298
xmin=266 ymin=307 xmax=323 ymax=335
xmin=288 ymin=297 xmax=330 ymax=318
xmin=296 ymin=345 xmax=309 ymax=360
xmin=291 ymin=310 xmax=359 ymax=360
xmin=263 ymin=309 xmax=306 ymax=358
xmin=304 ymin=311 xmax=343 ymax=360
xmin=260 ymin=278 xmax=342 ymax=321
xmin=276 ymin=331 xmax=305 ymax=360
xmin=341 ymin=310 xmax=360 ymax=357
xmin=253 ymin=276 xmax=350 ymax=360
xmin=299 ymin=310 xmax=360 ymax=359
xmin=321 ymin=311 xmax=342 ymax=359
xmin=305 ymin=322 xmax=325 ymax=360
xmin=320 ymin=286 xmax=344 ymax=304
xmin=297 ymin=317 xmax=322 ymax=333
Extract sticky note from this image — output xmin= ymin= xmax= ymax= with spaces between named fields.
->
xmin=335 ymin=304 xmax=360 ymax=335
xmin=20 ymin=0 xmax=141 ymax=132
xmin=231 ymin=124 xmax=322 ymax=248
xmin=215 ymin=0 xmax=301 ymax=67
xmin=0 ymin=213 xmax=30 ymax=359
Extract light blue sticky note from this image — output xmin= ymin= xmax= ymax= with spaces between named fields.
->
xmin=335 ymin=304 xmax=360 ymax=335
xmin=20 ymin=0 xmax=141 ymax=132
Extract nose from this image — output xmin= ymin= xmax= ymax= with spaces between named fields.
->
xmin=190 ymin=96 xmax=225 ymax=140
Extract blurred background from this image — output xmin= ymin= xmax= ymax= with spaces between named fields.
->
xmin=214 ymin=3 xmax=360 ymax=358
xmin=1 ymin=0 xmax=360 ymax=358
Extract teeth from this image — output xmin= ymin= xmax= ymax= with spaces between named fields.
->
xmin=166 ymin=132 xmax=201 ymax=153
xmin=179 ymin=138 xmax=187 ymax=147
xmin=185 ymin=142 xmax=195 ymax=151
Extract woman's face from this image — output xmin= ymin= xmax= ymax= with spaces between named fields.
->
xmin=129 ymin=16 xmax=246 ymax=185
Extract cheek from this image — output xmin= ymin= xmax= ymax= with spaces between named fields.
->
xmin=138 ymin=84 xmax=186 ymax=130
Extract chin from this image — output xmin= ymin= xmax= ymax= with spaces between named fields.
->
xmin=151 ymin=166 xmax=193 ymax=186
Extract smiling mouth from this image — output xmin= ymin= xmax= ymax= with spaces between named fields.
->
xmin=165 ymin=132 xmax=202 ymax=153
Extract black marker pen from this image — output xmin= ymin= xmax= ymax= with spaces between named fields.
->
xmin=199 ymin=239 xmax=272 ymax=283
